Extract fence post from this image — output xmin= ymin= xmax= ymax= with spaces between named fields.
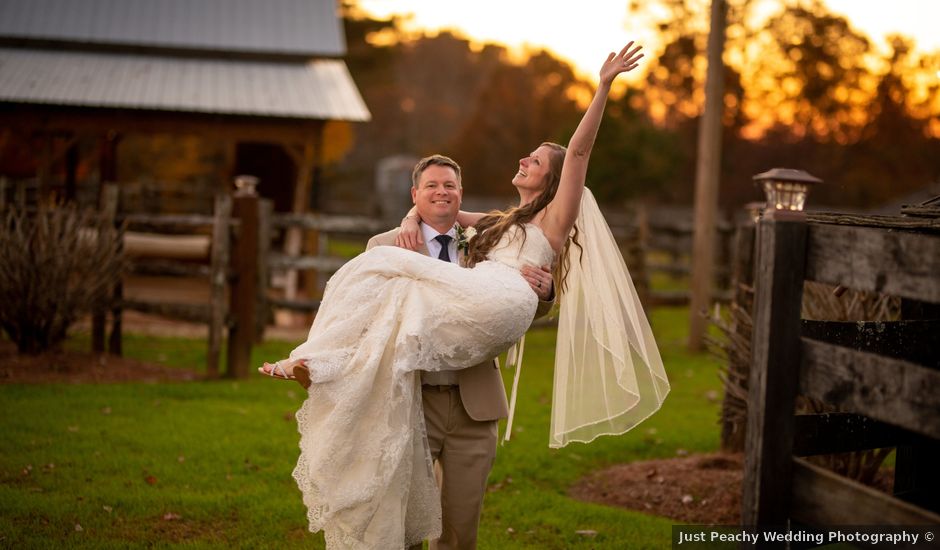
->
xmin=101 ymin=184 xmax=122 ymax=356
xmin=226 ymin=176 xmax=259 ymax=379
xmin=632 ymin=204 xmax=651 ymax=308
xmin=255 ymin=199 xmax=273 ymax=342
xmin=207 ymin=193 xmax=232 ymax=378
xmin=92 ymin=184 xmax=119 ymax=353
xmin=741 ymin=207 xmax=808 ymax=532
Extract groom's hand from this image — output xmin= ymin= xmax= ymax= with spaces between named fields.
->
xmin=521 ymin=264 xmax=554 ymax=301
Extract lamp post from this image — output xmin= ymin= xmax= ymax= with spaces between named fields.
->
xmin=752 ymin=168 xmax=821 ymax=219
xmin=742 ymin=167 xmax=820 ymax=527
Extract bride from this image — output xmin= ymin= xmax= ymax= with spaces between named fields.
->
xmin=260 ymin=42 xmax=669 ymax=549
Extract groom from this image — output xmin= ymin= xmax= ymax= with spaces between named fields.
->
xmin=367 ymin=154 xmax=554 ymax=550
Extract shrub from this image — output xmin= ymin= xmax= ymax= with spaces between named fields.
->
xmin=0 ymin=204 xmax=125 ymax=354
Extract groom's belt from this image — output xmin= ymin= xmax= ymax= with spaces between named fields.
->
xmin=421 ymin=384 xmax=459 ymax=392
xmin=421 ymin=370 xmax=457 ymax=387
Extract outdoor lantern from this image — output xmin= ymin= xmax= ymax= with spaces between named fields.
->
xmin=234 ymin=175 xmax=259 ymax=197
xmin=752 ymin=168 xmax=822 ymax=212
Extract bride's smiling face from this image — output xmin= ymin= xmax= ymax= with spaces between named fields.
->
xmin=512 ymin=146 xmax=552 ymax=192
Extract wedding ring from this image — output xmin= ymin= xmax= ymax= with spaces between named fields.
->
xmin=538 ymin=281 xmax=542 ymax=288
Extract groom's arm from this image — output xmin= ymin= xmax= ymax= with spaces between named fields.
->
xmin=522 ymin=265 xmax=556 ymax=320
xmin=534 ymin=297 xmax=554 ymax=320
xmin=366 ymin=228 xmax=400 ymax=251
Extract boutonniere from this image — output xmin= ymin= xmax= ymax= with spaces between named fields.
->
xmin=455 ymin=224 xmax=477 ymax=253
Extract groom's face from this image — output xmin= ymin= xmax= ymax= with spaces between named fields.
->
xmin=412 ymin=165 xmax=462 ymax=228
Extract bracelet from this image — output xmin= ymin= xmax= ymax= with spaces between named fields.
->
xmin=402 ymin=214 xmax=418 ymax=224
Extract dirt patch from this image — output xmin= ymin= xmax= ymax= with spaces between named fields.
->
xmin=0 ymin=339 xmax=201 ymax=384
xmin=570 ymin=453 xmax=746 ymax=524
xmin=570 ymin=453 xmax=896 ymax=525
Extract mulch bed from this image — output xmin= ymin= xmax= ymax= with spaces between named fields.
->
xmin=570 ymin=452 xmax=897 ymax=525
xmin=570 ymin=452 xmax=747 ymax=524
xmin=0 ymin=339 xmax=201 ymax=384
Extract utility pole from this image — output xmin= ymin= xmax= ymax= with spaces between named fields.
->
xmin=688 ymin=0 xmax=728 ymax=351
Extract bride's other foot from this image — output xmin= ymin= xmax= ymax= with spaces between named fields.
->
xmin=258 ymin=360 xmax=311 ymax=390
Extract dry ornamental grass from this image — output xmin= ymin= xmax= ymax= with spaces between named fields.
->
xmin=0 ymin=204 xmax=125 ymax=354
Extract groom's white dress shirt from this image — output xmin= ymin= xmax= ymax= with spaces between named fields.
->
xmin=422 ymin=223 xmax=458 ymax=263
xmin=420 ymin=222 xmax=459 ymax=387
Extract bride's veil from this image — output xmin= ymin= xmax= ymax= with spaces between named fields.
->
xmin=550 ymin=188 xmax=670 ymax=448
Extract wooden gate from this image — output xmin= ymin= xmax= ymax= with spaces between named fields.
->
xmin=742 ymin=207 xmax=940 ymax=539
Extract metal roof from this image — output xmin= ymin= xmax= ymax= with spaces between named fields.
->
xmin=0 ymin=48 xmax=370 ymax=121
xmin=0 ymin=0 xmax=345 ymax=56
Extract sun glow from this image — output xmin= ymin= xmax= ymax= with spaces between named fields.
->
xmin=356 ymin=0 xmax=939 ymax=80
xmin=355 ymin=0 xmax=940 ymax=138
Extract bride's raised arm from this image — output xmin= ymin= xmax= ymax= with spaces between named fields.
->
xmin=538 ymin=42 xmax=644 ymax=251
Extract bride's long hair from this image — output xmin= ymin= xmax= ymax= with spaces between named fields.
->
xmin=465 ymin=142 xmax=581 ymax=293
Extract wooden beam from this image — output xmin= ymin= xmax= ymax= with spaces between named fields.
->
xmin=121 ymin=299 xmax=215 ymax=324
xmin=207 ymin=193 xmax=232 ymax=377
xmin=809 ymin=211 xmax=940 ymax=231
xmin=282 ymin=141 xmax=318 ymax=320
xmin=0 ymin=105 xmax=326 ymax=145
xmin=255 ymin=199 xmax=273 ymax=342
xmin=742 ymin=214 xmax=808 ymax=527
xmin=129 ymin=259 xmax=214 ymax=278
xmin=92 ymin=183 xmax=119 ymax=353
xmin=799 ymin=338 xmax=940 ymax=439
xmin=805 ymin=223 xmax=940 ymax=303
xmin=268 ymin=253 xmax=348 ymax=272
xmin=271 ymin=213 xmax=387 ymax=234
xmin=791 ymin=457 xmax=940 ymax=526
xmin=120 ymin=213 xmax=225 ymax=229
xmin=226 ymin=191 xmax=259 ymax=380
xmin=801 ymin=319 xmax=939 ymax=368
xmin=792 ymin=413 xmax=930 ymax=456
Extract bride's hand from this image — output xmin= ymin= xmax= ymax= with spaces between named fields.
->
xmin=396 ymin=215 xmax=423 ymax=251
xmin=599 ymin=41 xmax=644 ymax=87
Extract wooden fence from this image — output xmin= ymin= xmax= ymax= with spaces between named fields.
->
xmin=3 ymin=175 xmax=736 ymax=375
xmin=100 ymin=186 xmax=236 ymax=377
xmin=105 ymin=188 xmax=386 ymax=377
xmin=742 ymin=207 xmax=940 ymax=538
xmin=263 ymin=207 xmax=388 ymax=315
xmin=641 ymin=205 xmax=734 ymax=306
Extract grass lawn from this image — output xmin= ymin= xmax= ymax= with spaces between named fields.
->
xmin=0 ymin=307 xmax=724 ymax=549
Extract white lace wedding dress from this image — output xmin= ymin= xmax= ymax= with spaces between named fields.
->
xmin=288 ymin=223 xmax=554 ymax=549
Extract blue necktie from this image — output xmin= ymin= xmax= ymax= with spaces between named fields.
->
xmin=434 ymin=234 xmax=452 ymax=262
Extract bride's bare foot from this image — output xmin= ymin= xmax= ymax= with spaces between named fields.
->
xmin=258 ymin=360 xmax=311 ymax=390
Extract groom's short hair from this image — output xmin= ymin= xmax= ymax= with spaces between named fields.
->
xmin=412 ymin=154 xmax=462 ymax=188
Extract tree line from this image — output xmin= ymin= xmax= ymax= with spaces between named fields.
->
xmin=330 ymin=0 xmax=939 ymax=211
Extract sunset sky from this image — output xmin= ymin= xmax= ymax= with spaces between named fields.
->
xmin=356 ymin=0 xmax=940 ymax=82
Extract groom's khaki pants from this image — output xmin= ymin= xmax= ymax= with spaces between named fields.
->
xmin=410 ymin=385 xmax=498 ymax=550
